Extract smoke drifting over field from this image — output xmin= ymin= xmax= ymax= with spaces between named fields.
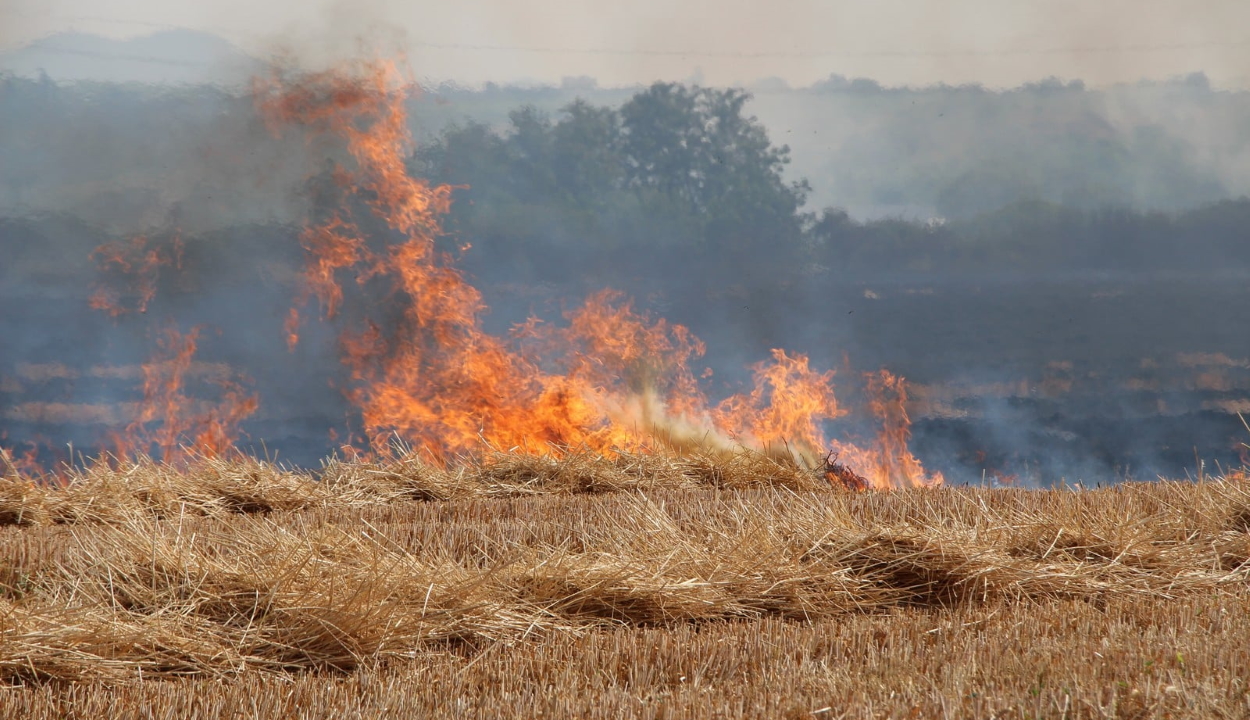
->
xmin=8 ymin=0 xmax=1250 ymax=88
xmin=2 ymin=41 xmax=1250 ymax=484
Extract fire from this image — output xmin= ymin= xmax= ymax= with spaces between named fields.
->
xmin=0 ymin=438 xmax=44 ymax=479
xmin=107 ymin=326 xmax=258 ymax=464
xmin=257 ymin=59 xmax=942 ymax=489
xmin=285 ymin=215 xmax=368 ymax=348
xmin=2 ymin=59 xmax=940 ymax=488
xmin=3 ymin=225 xmax=255 ymax=473
xmin=829 ymin=370 xmax=944 ymax=489
xmin=88 ymin=234 xmax=183 ymax=317
xmin=713 ymin=349 xmax=844 ymax=464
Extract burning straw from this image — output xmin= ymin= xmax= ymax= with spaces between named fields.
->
xmin=248 ymin=60 xmax=943 ymax=490
xmin=4 ymin=58 xmax=944 ymax=491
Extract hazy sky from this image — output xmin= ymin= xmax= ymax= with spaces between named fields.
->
xmin=5 ymin=0 xmax=1250 ymax=87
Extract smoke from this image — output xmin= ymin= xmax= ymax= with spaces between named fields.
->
xmin=8 ymin=1 xmax=1250 ymax=87
xmin=4 ymin=15 xmax=1250 ymax=481
xmin=0 ymin=0 xmax=47 ymax=49
xmin=367 ymin=0 xmax=1250 ymax=88
xmin=243 ymin=0 xmax=411 ymax=73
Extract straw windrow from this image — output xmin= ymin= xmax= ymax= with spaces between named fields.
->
xmin=0 ymin=455 xmax=1246 ymax=687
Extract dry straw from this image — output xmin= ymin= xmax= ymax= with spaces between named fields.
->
xmin=0 ymin=452 xmax=1247 ymax=684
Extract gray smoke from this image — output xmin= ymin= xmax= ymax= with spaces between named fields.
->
xmin=3 ymin=32 xmax=1250 ymax=479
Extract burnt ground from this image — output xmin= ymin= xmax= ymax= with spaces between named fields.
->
xmin=4 ymin=270 xmax=1249 ymax=483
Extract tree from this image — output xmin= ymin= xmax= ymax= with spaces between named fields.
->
xmin=618 ymin=83 xmax=809 ymax=259
xmin=550 ymin=99 xmax=624 ymax=208
xmin=412 ymin=82 xmax=814 ymax=286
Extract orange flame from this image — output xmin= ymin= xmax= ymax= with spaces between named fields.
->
xmin=0 ymin=438 xmax=44 ymax=479
xmin=829 ymin=371 xmax=944 ymax=488
xmin=88 ymin=234 xmax=183 ymax=317
xmin=714 ymin=349 xmax=845 ymax=463
xmin=256 ymin=59 xmax=943 ymax=489
xmin=108 ymin=327 xmax=258 ymax=464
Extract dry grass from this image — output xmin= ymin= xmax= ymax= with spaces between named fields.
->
xmin=0 ymin=450 xmax=830 ymax=524
xmin=0 ymin=453 xmax=1247 ymax=718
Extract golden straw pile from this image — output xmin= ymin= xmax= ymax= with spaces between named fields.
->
xmin=0 ymin=453 xmax=1248 ymax=718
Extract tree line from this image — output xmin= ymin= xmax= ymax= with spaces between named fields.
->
xmin=411 ymin=82 xmax=1250 ymax=289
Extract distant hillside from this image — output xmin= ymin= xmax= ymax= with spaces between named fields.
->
xmin=0 ymin=30 xmax=261 ymax=86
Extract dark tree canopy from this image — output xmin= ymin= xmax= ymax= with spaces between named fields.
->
xmin=412 ymin=82 xmax=810 ymax=281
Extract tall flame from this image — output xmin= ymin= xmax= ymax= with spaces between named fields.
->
xmin=830 ymin=370 xmax=943 ymax=488
xmin=257 ymin=60 xmax=942 ymax=489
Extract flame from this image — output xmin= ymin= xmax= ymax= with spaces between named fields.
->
xmin=88 ymin=234 xmax=183 ymax=317
xmin=0 ymin=437 xmax=44 ymax=479
xmin=256 ymin=59 xmax=942 ymax=488
xmin=713 ymin=349 xmax=844 ymax=465
xmin=107 ymin=326 xmax=258 ymax=464
xmin=285 ymin=215 xmax=368 ymax=348
xmin=82 ymin=226 xmax=256 ymax=465
xmin=828 ymin=371 xmax=943 ymax=489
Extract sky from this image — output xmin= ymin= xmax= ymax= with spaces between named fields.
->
xmin=3 ymin=0 xmax=1250 ymax=88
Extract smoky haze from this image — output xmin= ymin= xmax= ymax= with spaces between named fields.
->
xmin=3 ymin=12 xmax=1250 ymax=484
xmin=6 ymin=0 xmax=1250 ymax=88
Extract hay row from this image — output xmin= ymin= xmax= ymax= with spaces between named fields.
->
xmin=0 ymin=473 xmax=1246 ymax=682
xmin=0 ymin=451 xmax=834 ymax=526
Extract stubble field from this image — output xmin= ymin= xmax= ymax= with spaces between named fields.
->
xmin=0 ymin=452 xmax=1247 ymax=719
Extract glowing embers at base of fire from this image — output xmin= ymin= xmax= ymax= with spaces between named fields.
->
xmin=259 ymin=59 xmax=941 ymax=489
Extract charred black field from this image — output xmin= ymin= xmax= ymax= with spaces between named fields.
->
xmin=5 ymin=264 xmax=1250 ymax=482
